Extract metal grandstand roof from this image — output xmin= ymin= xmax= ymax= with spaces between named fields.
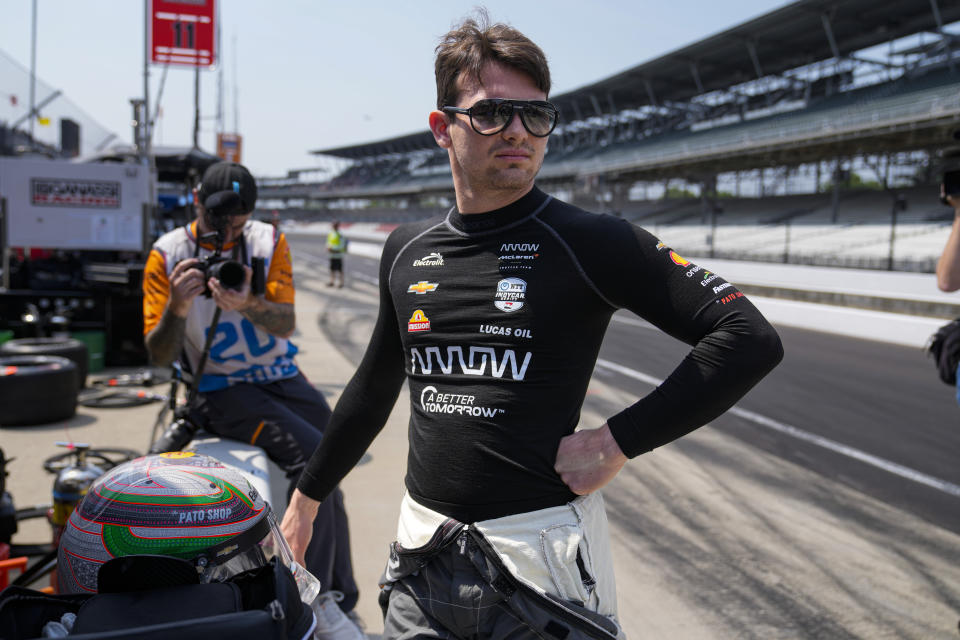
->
xmin=314 ymin=130 xmax=436 ymax=160
xmin=311 ymin=0 xmax=960 ymax=160
xmin=549 ymin=0 xmax=960 ymax=119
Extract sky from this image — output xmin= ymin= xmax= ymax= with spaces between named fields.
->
xmin=0 ymin=0 xmax=788 ymax=177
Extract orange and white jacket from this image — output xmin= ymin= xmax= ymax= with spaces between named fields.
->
xmin=142 ymin=220 xmax=297 ymax=392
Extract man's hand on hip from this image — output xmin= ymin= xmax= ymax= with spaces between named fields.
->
xmin=281 ymin=489 xmax=321 ymax=566
xmin=554 ymin=423 xmax=627 ymax=495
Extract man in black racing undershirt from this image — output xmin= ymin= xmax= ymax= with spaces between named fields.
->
xmin=282 ymin=12 xmax=783 ymax=639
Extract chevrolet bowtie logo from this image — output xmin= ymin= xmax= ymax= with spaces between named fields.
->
xmin=407 ymin=281 xmax=439 ymax=295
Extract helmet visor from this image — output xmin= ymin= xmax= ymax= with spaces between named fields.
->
xmin=199 ymin=506 xmax=321 ymax=604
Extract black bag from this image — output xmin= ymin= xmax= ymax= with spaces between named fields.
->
xmin=926 ymin=317 xmax=960 ymax=385
xmin=0 ymin=558 xmax=313 ymax=640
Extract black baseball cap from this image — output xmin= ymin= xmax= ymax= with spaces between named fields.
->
xmin=197 ymin=161 xmax=257 ymax=214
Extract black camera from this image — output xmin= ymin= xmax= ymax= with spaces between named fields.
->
xmin=175 ymin=253 xmax=261 ymax=298
xmin=196 ymin=255 xmax=247 ymax=294
xmin=940 ymin=142 xmax=960 ymax=206
xmin=942 ymin=170 xmax=960 ymax=206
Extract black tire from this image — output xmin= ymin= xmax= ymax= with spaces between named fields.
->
xmin=42 ymin=447 xmax=140 ymax=474
xmin=0 ymin=337 xmax=89 ymax=390
xmin=0 ymin=355 xmax=78 ymax=426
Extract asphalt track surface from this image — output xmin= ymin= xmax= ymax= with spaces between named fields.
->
xmin=291 ymin=239 xmax=960 ymax=535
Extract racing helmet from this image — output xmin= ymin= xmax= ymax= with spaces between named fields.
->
xmin=57 ymin=452 xmax=292 ymax=594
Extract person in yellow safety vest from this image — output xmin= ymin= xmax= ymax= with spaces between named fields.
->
xmin=326 ymin=221 xmax=347 ymax=288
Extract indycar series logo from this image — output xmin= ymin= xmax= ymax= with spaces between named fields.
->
xmin=494 ymin=278 xmax=526 ymax=312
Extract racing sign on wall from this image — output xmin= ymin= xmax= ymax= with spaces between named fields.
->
xmin=150 ymin=0 xmax=217 ymax=67
xmin=0 ymin=158 xmax=150 ymax=251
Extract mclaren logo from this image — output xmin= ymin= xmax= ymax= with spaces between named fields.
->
xmin=410 ymin=345 xmax=532 ymax=381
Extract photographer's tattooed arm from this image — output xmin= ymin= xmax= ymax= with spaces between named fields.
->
xmin=241 ymin=298 xmax=295 ymax=339
xmin=144 ymin=257 xmax=204 ymax=368
xmin=145 ymin=310 xmax=187 ymax=368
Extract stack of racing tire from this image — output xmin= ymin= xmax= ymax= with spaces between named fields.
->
xmin=0 ymin=337 xmax=88 ymax=427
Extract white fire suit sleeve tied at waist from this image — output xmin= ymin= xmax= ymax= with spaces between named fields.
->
xmin=395 ymin=491 xmax=619 ymax=620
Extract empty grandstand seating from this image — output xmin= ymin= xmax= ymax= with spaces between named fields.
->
xmin=635 ymin=186 xmax=952 ymax=272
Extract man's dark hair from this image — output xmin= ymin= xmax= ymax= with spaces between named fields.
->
xmin=435 ymin=9 xmax=551 ymax=110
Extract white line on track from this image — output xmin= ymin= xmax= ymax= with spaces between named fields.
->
xmin=594 ymin=358 xmax=960 ymax=498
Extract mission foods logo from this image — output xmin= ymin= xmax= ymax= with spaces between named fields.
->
xmin=669 ymin=251 xmax=689 ymax=266
xmin=31 ymin=178 xmax=121 ymax=208
xmin=494 ymin=278 xmax=526 ymax=312
xmin=408 ymin=309 xmax=431 ymax=333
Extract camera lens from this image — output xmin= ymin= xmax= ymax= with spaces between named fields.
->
xmin=207 ymin=260 xmax=245 ymax=290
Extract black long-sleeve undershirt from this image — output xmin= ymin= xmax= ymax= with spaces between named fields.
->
xmin=298 ymin=186 xmax=783 ymax=522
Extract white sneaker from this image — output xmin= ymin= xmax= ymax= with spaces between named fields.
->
xmin=312 ymin=590 xmax=367 ymax=640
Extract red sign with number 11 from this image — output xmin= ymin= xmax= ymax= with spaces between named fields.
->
xmin=149 ymin=0 xmax=217 ymax=68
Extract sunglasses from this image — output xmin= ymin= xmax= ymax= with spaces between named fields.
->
xmin=442 ymin=99 xmax=560 ymax=137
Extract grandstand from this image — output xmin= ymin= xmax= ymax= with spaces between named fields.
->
xmin=259 ymin=0 xmax=960 ymax=272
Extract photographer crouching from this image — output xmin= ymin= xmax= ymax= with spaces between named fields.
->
xmin=141 ymin=161 xmax=366 ymax=639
